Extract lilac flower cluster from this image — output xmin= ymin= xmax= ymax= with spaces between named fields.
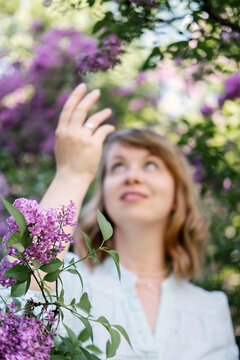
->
xmin=0 ymin=303 xmax=55 ymax=360
xmin=189 ymin=157 xmax=205 ymax=183
xmin=0 ymin=198 xmax=77 ymax=286
xmin=30 ymin=29 xmax=122 ymax=81
xmin=200 ymin=104 xmax=214 ymax=116
xmin=0 ymin=27 xmax=122 ymax=156
xmin=0 ymin=258 xmax=18 ymax=287
xmin=77 ymin=34 xmax=122 ymax=73
xmin=218 ymin=72 xmax=240 ymax=106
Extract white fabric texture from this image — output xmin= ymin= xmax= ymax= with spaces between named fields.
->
xmin=61 ymin=253 xmax=239 ymax=360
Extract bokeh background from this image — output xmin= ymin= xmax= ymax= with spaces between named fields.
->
xmin=0 ymin=0 xmax=240 ymax=339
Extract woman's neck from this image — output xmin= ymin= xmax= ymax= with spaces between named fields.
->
xmin=114 ymin=222 xmax=168 ymax=274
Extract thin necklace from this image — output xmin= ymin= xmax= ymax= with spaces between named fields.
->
xmin=136 ymin=268 xmax=170 ymax=291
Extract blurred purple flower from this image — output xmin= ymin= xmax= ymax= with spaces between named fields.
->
xmin=115 ymin=86 xmax=135 ymax=96
xmin=0 ymin=172 xmax=10 ymax=199
xmin=0 ymin=70 xmax=25 ymax=101
xmin=221 ymin=32 xmax=231 ymax=41
xmin=201 ymin=104 xmax=214 ymax=116
xmin=31 ymin=19 xmax=45 ymax=33
xmin=129 ymin=98 xmax=144 ymax=111
xmin=223 ymin=177 xmax=232 ymax=190
xmin=189 ymin=157 xmax=205 ymax=183
xmin=218 ymin=72 xmax=240 ymax=107
xmin=225 ymin=73 xmax=240 ymax=99
xmin=174 ymin=57 xmax=183 ymax=65
xmin=136 ymin=72 xmax=147 ymax=84
xmin=56 ymin=91 xmax=71 ymax=107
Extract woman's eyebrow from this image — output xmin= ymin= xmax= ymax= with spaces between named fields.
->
xmin=110 ymin=153 xmax=157 ymax=161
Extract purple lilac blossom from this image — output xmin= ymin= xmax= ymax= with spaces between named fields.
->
xmin=31 ymin=19 xmax=45 ymax=33
xmin=77 ymin=34 xmax=122 ymax=73
xmin=0 ymin=27 xmax=122 ymax=157
xmin=0 ymin=304 xmax=55 ymax=360
xmin=0 ymin=198 xmax=77 ymax=286
xmin=0 ymin=258 xmax=18 ymax=287
xmin=218 ymin=72 xmax=240 ymax=106
xmin=201 ymin=104 xmax=214 ymax=116
xmin=114 ymin=86 xmax=135 ymax=96
xmin=223 ymin=177 xmax=232 ymax=190
xmin=225 ymin=73 xmax=240 ymax=99
xmin=136 ymin=72 xmax=147 ymax=84
xmin=0 ymin=70 xmax=25 ymax=102
xmin=190 ymin=157 xmax=205 ymax=183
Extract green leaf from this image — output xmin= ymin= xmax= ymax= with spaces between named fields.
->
xmin=10 ymin=279 xmax=30 ymax=297
xmin=4 ymin=264 xmax=31 ymax=281
xmin=113 ymin=324 xmax=132 ymax=347
xmin=59 ymin=308 xmax=64 ymax=321
xmin=50 ymin=356 xmax=67 ymax=360
xmin=76 ymin=292 xmax=91 ymax=314
xmin=78 ymin=328 xmax=90 ymax=342
xmin=0 ymin=237 xmax=3 ymax=244
xmin=0 ymin=195 xmax=26 ymax=235
xmin=106 ymin=250 xmax=121 ymax=280
xmin=21 ymin=228 xmax=33 ymax=248
xmin=44 ymin=270 xmax=60 ymax=282
xmin=31 ymin=259 xmax=42 ymax=270
xmin=106 ymin=328 xmax=120 ymax=358
xmin=87 ymin=0 xmax=95 ymax=6
xmin=80 ymin=348 xmax=101 ymax=360
xmin=97 ymin=316 xmax=110 ymax=329
xmin=97 ymin=209 xmax=113 ymax=241
xmin=81 ymin=231 xmax=91 ymax=254
xmin=69 ymin=257 xmax=76 ymax=265
xmin=5 ymin=233 xmax=24 ymax=252
xmin=41 ymin=258 xmax=63 ymax=273
xmin=91 ymin=249 xmax=100 ymax=265
xmin=59 ymin=287 xmax=65 ymax=302
xmin=78 ymin=316 xmax=93 ymax=342
xmin=66 ymin=268 xmax=83 ymax=291
xmin=63 ymin=323 xmax=78 ymax=344
xmin=86 ymin=344 xmax=102 ymax=355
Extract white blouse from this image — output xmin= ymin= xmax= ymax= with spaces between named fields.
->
xmin=0 ymin=252 xmax=238 ymax=360
xmin=61 ymin=253 xmax=239 ymax=360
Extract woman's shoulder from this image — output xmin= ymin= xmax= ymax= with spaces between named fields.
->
xmin=172 ymin=276 xmax=229 ymax=315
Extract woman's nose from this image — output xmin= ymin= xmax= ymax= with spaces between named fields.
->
xmin=124 ymin=167 xmax=143 ymax=185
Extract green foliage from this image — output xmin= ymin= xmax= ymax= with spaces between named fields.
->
xmin=1 ymin=196 xmax=26 ymax=235
xmin=97 ymin=209 xmax=113 ymax=241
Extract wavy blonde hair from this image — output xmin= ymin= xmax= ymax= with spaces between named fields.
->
xmin=74 ymin=128 xmax=209 ymax=280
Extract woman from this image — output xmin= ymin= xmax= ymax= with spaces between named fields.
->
xmin=39 ymin=83 xmax=238 ymax=359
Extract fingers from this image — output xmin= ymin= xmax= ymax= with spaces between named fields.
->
xmin=57 ymin=83 xmax=87 ymax=129
xmin=69 ymin=89 xmax=101 ymax=130
xmin=93 ymin=124 xmax=115 ymax=144
xmin=82 ymin=108 xmax=112 ymax=134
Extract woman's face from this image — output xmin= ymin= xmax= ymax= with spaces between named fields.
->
xmin=102 ymin=142 xmax=175 ymax=227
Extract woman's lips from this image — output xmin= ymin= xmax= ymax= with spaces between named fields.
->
xmin=120 ymin=192 xmax=148 ymax=202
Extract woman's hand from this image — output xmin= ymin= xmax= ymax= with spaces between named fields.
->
xmin=55 ymin=83 xmax=115 ymax=181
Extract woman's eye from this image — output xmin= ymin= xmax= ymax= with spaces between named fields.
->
xmin=144 ymin=161 xmax=158 ymax=170
xmin=111 ymin=162 xmax=124 ymax=171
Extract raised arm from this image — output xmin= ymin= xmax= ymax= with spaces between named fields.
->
xmin=30 ymin=83 xmax=114 ymax=290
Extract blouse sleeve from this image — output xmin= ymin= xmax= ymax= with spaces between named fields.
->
xmin=209 ymin=291 xmax=239 ymax=360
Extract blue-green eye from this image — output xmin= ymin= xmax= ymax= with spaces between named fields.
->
xmin=144 ymin=161 xmax=158 ymax=170
xmin=111 ymin=162 xmax=124 ymax=171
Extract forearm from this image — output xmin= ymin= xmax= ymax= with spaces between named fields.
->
xmin=40 ymin=171 xmax=94 ymax=255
